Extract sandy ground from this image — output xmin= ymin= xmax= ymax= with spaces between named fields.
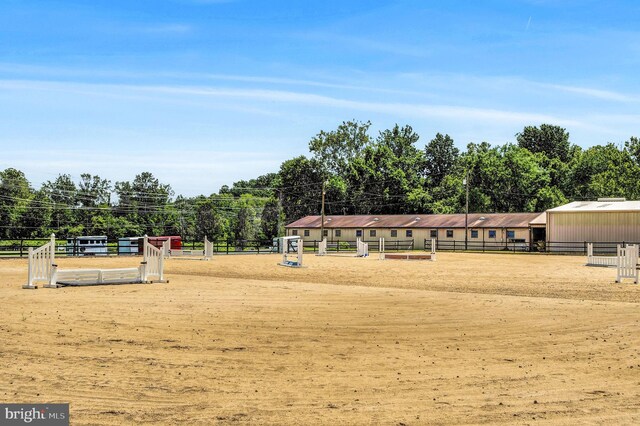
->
xmin=1 ymin=252 xmax=639 ymax=425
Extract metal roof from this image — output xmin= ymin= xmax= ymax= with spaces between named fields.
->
xmin=286 ymin=213 xmax=544 ymax=229
xmin=528 ymin=212 xmax=547 ymax=226
xmin=547 ymin=200 xmax=640 ymax=213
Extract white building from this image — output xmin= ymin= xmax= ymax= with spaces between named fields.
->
xmin=546 ymin=199 xmax=640 ymax=246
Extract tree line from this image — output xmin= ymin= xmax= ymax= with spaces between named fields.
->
xmin=1 ymin=122 xmax=639 ymax=241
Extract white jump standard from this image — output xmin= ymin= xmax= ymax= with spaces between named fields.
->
xmin=315 ymin=238 xmax=368 ymax=257
xmin=279 ymin=235 xmax=303 ymax=267
xmin=23 ymin=234 xmax=167 ymax=289
xmin=616 ymin=244 xmax=639 ymax=284
xmin=356 ymin=238 xmax=369 ymax=257
xmin=317 ymin=238 xmax=327 ymax=256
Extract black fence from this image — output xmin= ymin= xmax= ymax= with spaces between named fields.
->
xmin=303 ymin=239 xmax=414 ymax=253
xmin=0 ymin=238 xmax=277 ymax=258
xmin=2 ymin=237 xmax=638 ymax=258
xmin=424 ymin=239 xmax=640 ymax=254
xmin=210 ymin=240 xmax=276 ymax=255
xmin=425 ymin=239 xmax=535 ymax=252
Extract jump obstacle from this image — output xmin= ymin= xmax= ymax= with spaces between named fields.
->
xmin=315 ymin=238 xmax=368 ymax=257
xmin=616 ymin=244 xmax=639 ymax=284
xmin=379 ymin=238 xmax=436 ymax=261
xmin=279 ymin=235 xmax=303 ymax=267
xmin=586 ymin=243 xmax=618 ymax=267
xmin=23 ymin=234 xmax=166 ymax=289
xmin=585 ymin=242 xmax=639 ymax=283
xmin=163 ymin=236 xmax=213 ymax=260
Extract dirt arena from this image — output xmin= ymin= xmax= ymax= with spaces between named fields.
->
xmin=1 ymin=252 xmax=639 ymax=425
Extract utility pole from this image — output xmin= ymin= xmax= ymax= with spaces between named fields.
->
xmin=277 ymin=189 xmax=283 ymax=237
xmin=320 ymin=181 xmax=326 ymax=241
xmin=464 ymin=170 xmax=469 ymax=251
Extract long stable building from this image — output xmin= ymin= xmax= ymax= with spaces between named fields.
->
xmin=286 ymin=199 xmax=640 ymax=251
xmin=285 ymin=212 xmax=545 ymax=250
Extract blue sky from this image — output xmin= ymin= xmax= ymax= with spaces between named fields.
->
xmin=1 ymin=0 xmax=639 ymax=196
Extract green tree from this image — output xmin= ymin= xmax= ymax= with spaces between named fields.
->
xmin=277 ymin=156 xmax=324 ymax=221
xmin=535 ymin=186 xmax=569 ymax=211
xmin=625 ymin=136 xmax=640 ymax=165
xmin=170 ymin=195 xmax=196 ymax=240
xmin=424 ymin=133 xmax=459 ymax=187
xmin=226 ymin=173 xmax=278 ymax=198
xmin=114 ymin=172 xmax=174 ymax=235
xmin=231 ymin=195 xmax=259 ymax=244
xmin=42 ymin=174 xmax=78 ymax=237
xmin=460 ymin=143 xmax=552 ymax=213
xmin=260 ymin=197 xmax=284 ymax=240
xmin=376 ymin=124 xmax=425 ymax=190
xmin=0 ymin=168 xmax=34 ymax=238
xmin=194 ymin=195 xmax=228 ymax=241
xmin=345 ymin=144 xmax=412 ymax=214
xmin=309 ymin=120 xmax=372 ymax=175
xmin=516 ymin=124 xmax=572 ymax=162
xmin=76 ymin=173 xmax=112 ymax=235
xmin=78 ymin=173 xmax=112 ymax=207
xmin=20 ymin=189 xmax=52 ymax=237
xmin=572 ymin=143 xmax=640 ymax=199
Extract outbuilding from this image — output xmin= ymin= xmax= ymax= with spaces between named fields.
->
xmin=546 ymin=198 xmax=640 ymax=251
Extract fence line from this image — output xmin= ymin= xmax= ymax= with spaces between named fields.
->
xmin=2 ymin=237 xmax=640 ymax=258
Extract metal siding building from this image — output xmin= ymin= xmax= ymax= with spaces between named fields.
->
xmin=546 ymin=200 xmax=640 ymax=244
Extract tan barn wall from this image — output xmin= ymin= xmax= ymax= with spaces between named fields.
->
xmin=548 ymin=212 xmax=640 ymax=243
xmin=286 ymin=226 xmax=532 ymax=250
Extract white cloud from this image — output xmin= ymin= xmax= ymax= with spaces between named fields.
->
xmin=0 ymin=149 xmax=282 ymax=196
xmin=539 ymin=83 xmax=638 ymax=102
xmin=0 ymin=79 xmax=584 ymax=127
xmin=2 ymin=74 xmax=638 ymax=193
xmin=3 ymin=63 xmax=637 ymax=105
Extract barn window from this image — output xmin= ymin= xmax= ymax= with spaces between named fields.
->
xmin=304 ymin=230 xmax=310 ymax=237
xmin=430 ymin=229 xmax=437 ymax=238
xmin=335 ymin=229 xmax=341 ymax=237
xmin=488 ymin=230 xmax=496 ymax=238
xmin=471 ymin=230 xmax=478 ymax=238
xmin=369 ymin=230 xmax=376 ymax=237
xmin=446 ymin=230 xmax=453 ymax=238
xmin=507 ymin=230 xmax=515 ymax=239
xmin=406 ymin=230 xmax=413 ymax=237
xmin=323 ymin=230 xmax=328 ymax=237
xmin=391 ymin=230 xmax=397 ymax=237
xmin=356 ymin=230 xmax=363 ymax=237
xmin=292 ymin=230 xmax=298 ymax=236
